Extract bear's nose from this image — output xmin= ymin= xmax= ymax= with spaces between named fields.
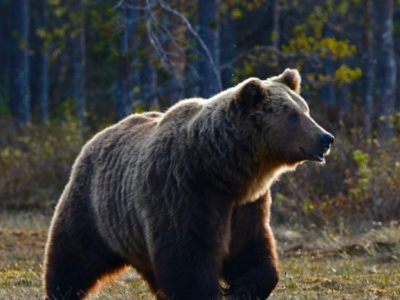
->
xmin=321 ymin=134 xmax=334 ymax=151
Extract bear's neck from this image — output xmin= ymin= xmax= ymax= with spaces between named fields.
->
xmin=185 ymin=108 xmax=286 ymax=203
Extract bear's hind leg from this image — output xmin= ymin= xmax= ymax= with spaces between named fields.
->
xmin=44 ymin=214 xmax=127 ymax=300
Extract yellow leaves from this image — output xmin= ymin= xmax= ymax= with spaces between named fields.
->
xmin=317 ymin=38 xmax=357 ymax=59
xmin=35 ymin=28 xmax=46 ymax=39
xmin=231 ymin=8 xmax=243 ymax=20
xmin=306 ymin=11 xmax=326 ymax=38
xmin=18 ymin=38 xmax=28 ymax=51
xmin=334 ymin=65 xmax=362 ymax=85
xmin=221 ymin=0 xmax=264 ymax=15
xmin=52 ymin=26 xmax=68 ymax=39
xmin=241 ymin=0 xmax=264 ymax=11
xmin=337 ymin=1 xmax=349 ymax=14
xmin=283 ymin=36 xmax=357 ymax=61
xmin=310 ymin=65 xmax=362 ymax=86
xmin=54 ymin=6 xmax=67 ymax=18
xmin=48 ymin=0 xmax=61 ymax=6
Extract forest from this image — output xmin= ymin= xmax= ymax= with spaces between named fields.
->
xmin=0 ymin=0 xmax=399 ymax=299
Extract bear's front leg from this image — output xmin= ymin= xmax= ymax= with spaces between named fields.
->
xmin=147 ymin=195 xmax=233 ymax=300
xmin=222 ymin=194 xmax=279 ymax=300
xmin=152 ymin=247 xmax=222 ymax=300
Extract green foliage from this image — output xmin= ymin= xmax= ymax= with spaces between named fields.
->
xmin=347 ymin=150 xmax=370 ymax=202
xmin=0 ymin=120 xmax=85 ymax=209
xmin=273 ymin=125 xmax=400 ymax=227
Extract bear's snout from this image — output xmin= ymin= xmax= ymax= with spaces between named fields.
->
xmin=320 ymin=134 xmax=334 ymax=153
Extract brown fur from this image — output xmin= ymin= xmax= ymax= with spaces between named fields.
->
xmin=43 ymin=69 xmax=333 ymax=300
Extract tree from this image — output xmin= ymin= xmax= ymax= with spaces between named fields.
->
xmin=115 ymin=0 xmax=138 ymax=121
xmin=319 ymin=25 xmax=336 ymax=117
xmin=363 ymin=0 xmax=374 ymax=136
xmin=1 ymin=0 xmax=399 ymax=129
xmin=30 ymin=0 xmax=49 ymax=124
xmin=141 ymin=36 xmax=158 ymax=110
xmin=376 ymin=0 xmax=396 ymax=140
xmin=220 ymin=17 xmax=236 ymax=89
xmin=166 ymin=4 xmax=186 ymax=106
xmin=0 ymin=0 xmax=10 ymax=118
xmin=198 ymin=0 xmax=222 ymax=98
xmin=9 ymin=0 xmax=31 ymax=124
xmin=70 ymin=0 xmax=86 ymax=128
xmin=271 ymin=0 xmax=280 ymax=49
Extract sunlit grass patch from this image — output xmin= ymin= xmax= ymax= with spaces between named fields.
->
xmin=272 ymin=254 xmax=400 ymax=300
xmin=0 ymin=211 xmax=399 ymax=300
xmin=271 ymin=224 xmax=400 ymax=300
xmin=0 ymin=230 xmax=45 ymax=300
xmin=0 ymin=211 xmax=51 ymax=231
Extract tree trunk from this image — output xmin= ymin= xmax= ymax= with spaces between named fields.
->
xmin=336 ymin=82 xmax=351 ymax=120
xmin=0 ymin=0 xmax=10 ymax=119
xmin=271 ymin=0 xmax=280 ymax=48
xmin=376 ymin=0 xmax=396 ymax=140
xmin=131 ymin=6 xmax=140 ymax=108
xmin=30 ymin=0 xmax=49 ymax=124
xmin=362 ymin=0 xmax=374 ymax=137
xmin=319 ymin=25 xmax=336 ymax=122
xmin=70 ymin=1 xmax=86 ymax=128
xmin=166 ymin=1 xmax=186 ymax=106
xmin=9 ymin=0 xmax=31 ymax=124
xmin=142 ymin=37 xmax=158 ymax=110
xmin=198 ymin=0 xmax=221 ymax=98
xmin=184 ymin=30 xmax=199 ymax=98
xmin=115 ymin=0 xmax=138 ymax=121
xmin=396 ymin=38 xmax=400 ymax=111
xmin=220 ymin=17 xmax=236 ymax=89
xmin=168 ymin=71 xmax=184 ymax=106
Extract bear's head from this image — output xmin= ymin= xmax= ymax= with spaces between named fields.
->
xmin=231 ymin=68 xmax=334 ymax=167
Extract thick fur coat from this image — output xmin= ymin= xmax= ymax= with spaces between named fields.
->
xmin=44 ymin=69 xmax=333 ymax=300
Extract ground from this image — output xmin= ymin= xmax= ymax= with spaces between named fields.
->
xmin=0 ymin=211 xmax=399 ymax=300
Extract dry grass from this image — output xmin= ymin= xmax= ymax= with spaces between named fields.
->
xmin=0 ymin=211 xmax=399 ymax=300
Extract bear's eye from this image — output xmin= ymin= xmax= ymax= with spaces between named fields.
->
xmin=289 ymin=113 xmax=299 ymax=124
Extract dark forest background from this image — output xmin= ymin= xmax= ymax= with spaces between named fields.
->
xmin=1 ymin=0 xmax=400 ymax=226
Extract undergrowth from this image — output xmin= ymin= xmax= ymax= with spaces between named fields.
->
xmin=1 ymin=120 xmax=400 ymax=227
xmin=272 ymin=127 xmax=400 ymax=226
xmin=0 ymin=120 xmax=85 ymax=210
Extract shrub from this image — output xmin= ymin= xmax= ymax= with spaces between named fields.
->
xmin=272 ymin=129 xmax=400 ymax=226
xmin=1 ymin=118 xmax=399 ymax=227
xmin=0 ymin=120 xmax=84 ymax=209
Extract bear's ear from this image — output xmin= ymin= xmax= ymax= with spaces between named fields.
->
xmin=236 ymin=78 xmax=267 ymax=107
xmin=270 ymin=68 xmax=301 ymax=94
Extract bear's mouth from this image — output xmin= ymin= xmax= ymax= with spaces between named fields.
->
xmin=300 ymin=147 xmax=325 ymax=163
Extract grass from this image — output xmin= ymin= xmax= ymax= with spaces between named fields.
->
xmin=0 ymin=211 xmax=399 ymax=300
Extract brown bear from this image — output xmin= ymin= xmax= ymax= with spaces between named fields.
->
xmin=43 ymin=69 xmax=334 ymax=300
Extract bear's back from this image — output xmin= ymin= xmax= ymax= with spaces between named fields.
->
xmin=88 ymin=111 xmax=164 ymax=160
